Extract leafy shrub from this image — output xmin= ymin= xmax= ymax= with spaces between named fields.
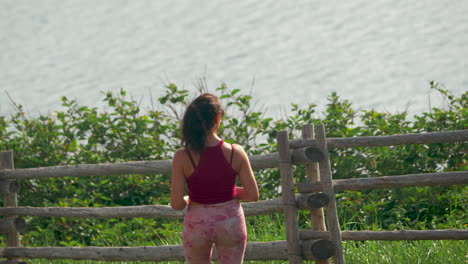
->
xmin=0 ymin=81 xmax=466 ymax=245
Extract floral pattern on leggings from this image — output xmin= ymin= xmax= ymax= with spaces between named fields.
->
xmin=183 ymin=199 xmax=247 ymax=264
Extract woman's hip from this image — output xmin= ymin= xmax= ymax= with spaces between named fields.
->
xmin=184 ymin=199 xmax=244 ymax=224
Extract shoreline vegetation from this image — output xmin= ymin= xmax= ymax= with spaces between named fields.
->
xmin=0 ymin=81 xmax=466 ymax=263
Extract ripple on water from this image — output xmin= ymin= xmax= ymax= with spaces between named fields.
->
xmin=0 ymin=0 xmax=466 ymax=117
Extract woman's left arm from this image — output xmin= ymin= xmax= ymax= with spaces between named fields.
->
xmin=171 ymin=150 xmax=189 ymax=210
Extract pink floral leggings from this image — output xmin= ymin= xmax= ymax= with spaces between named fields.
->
xmin=183 ymin=199 xmax=247 ymax=264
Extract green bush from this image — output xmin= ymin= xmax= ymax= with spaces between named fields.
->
xmin=0 ymin=81 xmax=466 ymax=246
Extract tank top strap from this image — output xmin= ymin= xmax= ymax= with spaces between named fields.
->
xmin=230 ymin=144 xmax=235 ymax=165
xmin=185 ymin=149 xmax=196 ymax=169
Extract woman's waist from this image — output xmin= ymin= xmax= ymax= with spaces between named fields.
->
xmin=185 ymin=198 xmax=243 ymax=223
xmin=189 ymin=197 xmax=238 ymax=208
xmin=187 ymin=185 xmax=237 ymax=204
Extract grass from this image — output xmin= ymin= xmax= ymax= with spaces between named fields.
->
xmin=3 ymin=214 xmax=467 ymax=264
xmin=343 ymin=240 xmax=467 ymax=264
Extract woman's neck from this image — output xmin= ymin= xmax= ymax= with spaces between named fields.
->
xmin=205 ymin=133 xmax=221 ymax=147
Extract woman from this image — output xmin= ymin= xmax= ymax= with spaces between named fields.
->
xmin=171 ymin=93 xmax=259 ymax=264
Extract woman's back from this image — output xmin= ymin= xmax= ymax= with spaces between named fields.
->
xmin=185 ymin=139 xmax=237 ymax=204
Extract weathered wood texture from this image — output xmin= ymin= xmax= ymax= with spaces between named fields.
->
xmin=300 ymin=229 xmax=468 ymax=241
xmin=0 ymin=194 xmax=324 ymax=219
xmin=2 ymin=130 xmax=465 ymax=181
xmin=291 ymin=147 xmax=324 ymax=164
xmin=0 ymin=160 xmax=173 ymax=180
xmin=0 ymin=217 xmax=26 ymax=233
xmin=0 ymin=241 xmax=315 ymax=262
xmin=0 ymin=180 xmax=19 ymax=194
xmin=315 ymin=124 xmax=345 ymax=264
xmin=0 ymin=205 xmax=184 ymax=219
xmin=0 ymin=153 xmax=285 ymax=180
xmin=290 ymin=129 xmax=468 ymax=149
xmin=0 ymin=245 xmax=186 ymax=262
xmin=297 ymin=171 xmax=468 ymax=193
xmin=296 ymin=193 xmax=329 ymax=209
xmin=0 ymin=151 xmax=281 ymax=180
xmin=302 ymin=124 xmax=329 ymax=264
xmin=0 ymin=260 xmax=27 ymax=264
xmin=277 ymin=130 xmax=303 ymax=264
xmin=301 ymin=239 xmax=334 ymax=260
xmin=0 ymin=151 xmax=20 ymax=250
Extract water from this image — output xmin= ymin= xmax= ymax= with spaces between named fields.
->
xmin=1 ymin=0 xmax=467 ymax=118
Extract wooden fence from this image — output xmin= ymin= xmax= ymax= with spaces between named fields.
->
xmin=0 ymin=126 xmax=467 ymax=264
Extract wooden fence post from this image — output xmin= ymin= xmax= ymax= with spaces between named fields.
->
xmin=277 ymin=130 xmax=303 ymax=264
xmin=315 ymin=124 xmax=345 ymax=263
xmin=302 ymin=124 xmax=330 ymax=264
xmin=1 ymin=151 xmax=22 ymax=264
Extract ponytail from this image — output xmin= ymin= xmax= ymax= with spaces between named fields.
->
xmin=181 ymin=94 xmax=223 ymax=152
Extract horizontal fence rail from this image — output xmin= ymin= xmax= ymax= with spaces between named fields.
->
xmin=0 ymin=194 xmax=325 ymax=219
xmin=0 ymin=241 xmax=297 ymax=262
xmin=0 ymin=197 xmax=287 ymax=219
xmin=0 ymin=153 xmax=279 ymax=180
xmin=297 ymin=171 xmax=468 ymax=193
xmin=0 ymin=170 xmax=463 ymax=221
xmin=0 ymin=170 xmax=463 ymax=219
xmin=0 ymin=130 xmax=466 ymax=180
xmin=290 ymin=129 xmax=468 ymax=149
xmin=300 ymin=229 xmax=468 ymax=241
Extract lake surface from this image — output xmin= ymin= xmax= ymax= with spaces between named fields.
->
xmin=1 ymin=0 xmax=467 ymax=118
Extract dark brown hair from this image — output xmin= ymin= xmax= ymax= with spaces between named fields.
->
xmin=181 ymin=93 xmax=224 ymax=152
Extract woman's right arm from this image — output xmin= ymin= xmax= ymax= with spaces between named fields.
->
xmin=171 ymin=150 xmax=189 ymax=210
xmin=236 ymin=145 xmax=259 ymax=202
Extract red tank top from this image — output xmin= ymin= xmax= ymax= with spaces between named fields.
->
xmin=186 ymin=140 xmax=237 ymax=204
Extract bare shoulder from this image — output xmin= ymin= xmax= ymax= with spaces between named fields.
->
xmin=232 ymin=143 xmax=245 ymax=152
xmin=173 ymin=149 xmax=188 ymax=164
xmin=231 ymin=143 xmax=249 ymax=159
